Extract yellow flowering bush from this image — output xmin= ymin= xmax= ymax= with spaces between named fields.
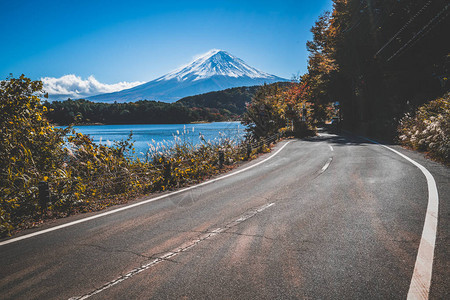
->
xmin=0 ymin=75 xmax=69 ymax=235
xmin=1 ymin=75 xmax=282 ymax=237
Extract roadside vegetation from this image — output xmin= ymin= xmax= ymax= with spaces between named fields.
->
xmin=0 ymin=75 xmax=278 ymax=237
xmin=3 ymin=1 xmax=448 ymax=238
xmin=296 ymin=0 xmax=448 ymax=139
xmin=398 ymin=93 xmax=449 ymax=164
xmin=41 ymin=1 xmax=449 ymax=147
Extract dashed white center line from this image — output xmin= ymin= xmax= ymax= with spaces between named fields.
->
xmin=69 ymin=202 xmax=275 ymax=299
xmin=319 ymin=157 xmax=333 ymax=174
xmin=329 ymin=145 xmax=334 ymax=151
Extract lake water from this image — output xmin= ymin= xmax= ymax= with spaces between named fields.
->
xmin=70 ymin=122 xmax=246 ymax=156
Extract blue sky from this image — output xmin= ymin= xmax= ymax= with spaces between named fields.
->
xmin=1 ymin=0 xmax=332 ymax=95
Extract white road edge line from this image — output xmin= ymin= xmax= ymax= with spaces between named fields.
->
xmin=0 ymin=141 xmax=292 ymax=247
xmin=70 ymin=202 xmax=275 ymax=299
xmin=361 ymin=136 xmax=439 ymax=300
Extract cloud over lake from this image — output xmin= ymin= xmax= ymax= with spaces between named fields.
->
xmin=41 ymin=75 xmax=144 ymax=100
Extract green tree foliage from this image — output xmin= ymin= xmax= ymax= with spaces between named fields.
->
xmin=306 ymin=11 xmax=338 ymax=99
xmin=0 ymin=75 xmax=68 ymax=233
xmin=177 ymin=85 xmax=265 ymax=115
xmin=44 ymin=99 xmax=231 ymax=125
xmin=1 ymin=75 xmax=274 ymax=237
xmin=243 ymin=84 xmax=286 ymax=138
xmin=305 ymin=0 xmax=449 ymax=138
xmin=44 ymin=85 xmax=271 ymax=125
xmin=242 ymin=82 xmax=314 ymax=138
xmin=45 ymin=85 xmax=289 ymax=125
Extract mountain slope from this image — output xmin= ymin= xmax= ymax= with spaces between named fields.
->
xmin=177 ymin=82 xmax=291 ymax=115
xmin=86 ymin=50 xmax=288 ymax=103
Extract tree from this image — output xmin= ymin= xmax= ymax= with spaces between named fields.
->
xmin=243 ymin=83 xmax=285 ymax=138
xmin=0 ymin=75 xmax=68 ymax=234
xmin=326 ymin=0 xmax=449 ymax=137
xmin=242 ymin=82 xmax=314 ymax=139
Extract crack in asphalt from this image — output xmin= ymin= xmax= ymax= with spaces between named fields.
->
xmin=219 ymin=231 xmax=275 ymax=240
xmin=167 ymin=229 xmax=276 ymax=241
xmin=70 ymin=202 xmax=275 ymax=300
xmin=78 ymin=243 xmax=153 ymax=260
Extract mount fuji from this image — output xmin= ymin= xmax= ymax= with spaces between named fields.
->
xmin=86 ymin=49 xmax=288 ymax=103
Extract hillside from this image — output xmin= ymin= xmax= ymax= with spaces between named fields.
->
xmin=176 ymin=85 xmax=261 ymax=115
xmin=45 ymin=82 xmax=291 ymax=125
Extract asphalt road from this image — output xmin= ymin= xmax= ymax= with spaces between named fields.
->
xmin=1 ymin=131 xmax=448 ymax=299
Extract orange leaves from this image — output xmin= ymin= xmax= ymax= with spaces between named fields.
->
xmin=243 ymin=82 xmax=315 ymax=138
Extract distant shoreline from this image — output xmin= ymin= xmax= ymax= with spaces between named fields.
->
xmin=189 ymin=120 xmax=210 ymax=124
xmin=51 ymin=122 xmax=105 ymax=126
xmin=52 ymin=120 xmax=243 ymax=127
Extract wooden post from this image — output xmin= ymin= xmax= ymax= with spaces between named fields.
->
xmin=164 ymin=160 xmax=171 ymax=185
xmin=38 ymin=181 xmax=50 ymax=209
xmin=246 ymin=143 xmax=252 ymax=160
xmin=218 ymin=150 xmax=224 ymax=168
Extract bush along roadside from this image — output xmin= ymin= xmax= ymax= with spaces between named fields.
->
xmin=3 ymin=129 xmax=281 ymax=237
xmin=0 ymin=75 xmax=283 ymax=237
xmin=397 ymin=92 xmax=449 ymax=165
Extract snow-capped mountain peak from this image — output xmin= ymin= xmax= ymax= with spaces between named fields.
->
xmin=86 ymin=49 xmax=287 ymax=103
xmin=158 ymin=49 xmax=276 ymax=82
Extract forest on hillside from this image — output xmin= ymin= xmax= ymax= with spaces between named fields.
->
xmin=45 ymin=1 xmax=449 ymax=137
xmin=240 ymin=0 xmax=448 ymax=161
xmin=300 ymin=0 xmax=448 ymax=139
xmin=44 ymin=85 xmax=272 ymax=125
xmin=44 ymin=99 xmax=227 ymax=125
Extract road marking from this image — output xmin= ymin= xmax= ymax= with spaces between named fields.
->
xmin=329 ymin=145 xmax=334 ymax=151
xmin=361 ymin=137 xmax=439 ymax=300
xmin=319 ymin=157 xmax=333 ymax=174
xmin=0 ymin=142 xmax=291 ymax=247
xmin=70 ymin=203 xmax=275 ymax=299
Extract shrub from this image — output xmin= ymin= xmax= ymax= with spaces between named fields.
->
xmin=0 ymin=75 xmax=70 ymax=234
xmin=0 ymin=75 xmax=281 ymax=237
xmin=398 ymin=93 xmax=449 ymax=164
xmin=242 ymin=82 xmax=315 ymax=139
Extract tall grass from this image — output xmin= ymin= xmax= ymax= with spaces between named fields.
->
xmin=2 ymin=127 xmax=279 ymax=237
xmin=0 ymin=75 xmax=281 ymax=237
xmin=398 ymin=93 xmax=449 ymax=164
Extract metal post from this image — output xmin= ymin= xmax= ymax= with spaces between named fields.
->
xmin=246 ymin=143 xmax=252 ymax=160
xmin=38 ymin=181 xmax=50 ymax=209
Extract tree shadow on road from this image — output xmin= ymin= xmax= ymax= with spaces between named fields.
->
xmin=301 ymin=128 xmax=396 ymax=147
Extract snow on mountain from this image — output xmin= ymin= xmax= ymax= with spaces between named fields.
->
xmin=159 ymin=49 xmax=277 ymax=81
xmin=87 ymin=50 xmax=288 ymax=103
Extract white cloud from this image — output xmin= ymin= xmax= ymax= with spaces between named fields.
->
xmin=41 ymin=74 xmax=144 ymax=100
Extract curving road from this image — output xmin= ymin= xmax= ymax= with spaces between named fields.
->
xmin=1 ymin=131 xmax=448 ymax=299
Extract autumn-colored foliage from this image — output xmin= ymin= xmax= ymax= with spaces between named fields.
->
xmin=0 ymin=75 xmax=276 ymax=237
xmin=242 ymin=82 xmax=315 ymax=139
xmin=0 ymin=75 xmax=69 ymax=235
xmin=305 ymin=0 xmax=448 ymax=138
